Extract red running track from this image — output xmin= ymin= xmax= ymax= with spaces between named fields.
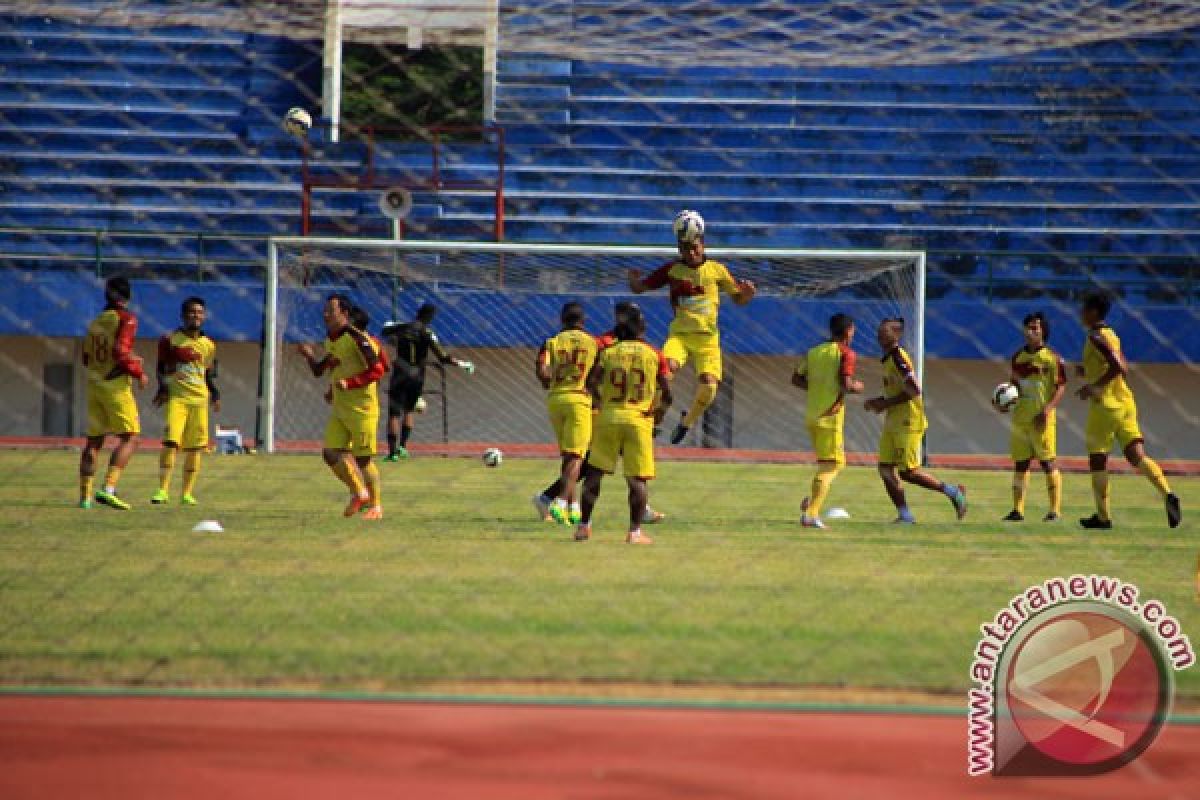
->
xmin=1 ymin=696 xmax=1197 ymax=799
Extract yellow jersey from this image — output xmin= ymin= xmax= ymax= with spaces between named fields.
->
xmin=796 ymin=340 xmax=857 ymax=430
xmin=594 ymin=339 xmax=670 ymax=421
xmin=641 ymin=259 xmax=739 ymax=335
xmin=158 ymin=329 xmax=217 ymax=405
xmin=1082 ymin=325 xmax=1134 ymax=410
xmin=881 ymin=346 xmax=926 ymax=433
xmin=83 ymin=306 xmax=145 ymax=390
xmin=1010 ymin=345 xmax=1065 ymax=425
xmin=540 ymin=328 xmax=599 ymax=400
xmin=325 ymin=327 xmax=381 ymax=417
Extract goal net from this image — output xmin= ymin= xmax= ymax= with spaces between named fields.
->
xmin=265 ymin=238 xmax=923 ymax=458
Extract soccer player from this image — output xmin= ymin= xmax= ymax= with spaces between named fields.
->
xmin=1000 ymin=312 xmax=1066 ymax=522
xmin=296 ymin=294 xmax=386 ymax=520
xmin=535 ymin=302 xmax=599 ymax=525
xmin=627 ymin=211 xmax=755 ymax=445
xmin=79 ymin=276 xmax=149 ymax=510
xmin=532 ymin=301 xmax=666 ymax=525
xmin=380 ymin=303 xmax=474 ymax=461
xmin=151 ymin=297 xmax=220 ymax=506
xmin=576 ymin=306 xmax=672 ymax=544
xmin=792 ymin=313 xmax=865 ymax=528
xmin=865 ymin=318 xmax=967 ymax=523
xmin=1075 ymin=292 xmax=1181 ymax=529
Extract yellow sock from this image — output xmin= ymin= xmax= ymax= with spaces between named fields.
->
xmin=1046 ymin=469 xmax=1062 ymax=514
xmin=808 ymin=463 xmax=840 ymax=517
xmin=159 ymin=447 xmax=177 ymax=492
xmin=683 ymin=382 xmax=718 ymax=427
xmin=363 ymin=461 xmax=382 ymax=507
xmin=331 ymin=458 xmax=367 ymax=497
xmin=80 ymin=475 xmax=94 ymax=503
xmin=1091 ymin=471 xmax=1111 ymax=521
xmin=182 ymin=450 xmax=201 ymax=496
xmin=103 ymin=465 xmax=122 ymax=491
xmin=1138 ymin=457 xmax=1171 ymax=499
xmin=1012 ymin=471 xmax=1029 ymax=515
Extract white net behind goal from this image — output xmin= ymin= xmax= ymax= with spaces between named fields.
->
xmin=266 ymin=239 xmax=922 ymax=458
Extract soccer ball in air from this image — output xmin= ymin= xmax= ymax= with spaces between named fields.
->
xmin=283 ymin=107 xmax=312 ymax=138
xmin=482 ymin=447 xmax=503 ymax=467
xmin=414 ymin=396 xmax=427 ymax=414
xmin=992 ymin=382 xmax=1019 ymax=412
xmin=673 ymin=209 xmax=705 ymax=243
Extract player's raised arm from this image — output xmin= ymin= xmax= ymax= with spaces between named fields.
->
xmin=628 ymin=262 xmax=672 ymax=294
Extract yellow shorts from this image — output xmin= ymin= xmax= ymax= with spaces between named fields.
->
xmin=163 ymin=398 xmax=209 ymax=450
xmin=547 ymin=395 xmax=592 ymax=457
xmin=662 ymin=331 xmax=722 ymax=381
xmin=86 ymin=385 xmax=140 ymax=437
xmin=879 ymin=429 xmax=923 ymax=471
xmin=1085 ymin=402 xmax=1143 ymax=455
xmin=1010 ymin=416 xmax=1057 ymax=462
xmin=324 ymin=410 xmax=379 ymax=457
xmin=807 ymin=423 xmax=845 ymax=465
xmin=588 ymin=415 xmax=655 ymax=479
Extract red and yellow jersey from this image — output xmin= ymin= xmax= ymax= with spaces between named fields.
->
xmin=324 ymin=327 xmax=381 ymax=416
xmin=1082 ymin=325 xmax=1134 ymax=410
xmin=539 ymin=328 xmax=599 ymax=400
xmin=641 ymin=259 xmax=739 ymax=335
xmin=1010 ymin=345 xmax=1066 ymax=424
xmin=881 ymin=346 xmax=926 ymax=433
xmin=82 ymin=307 xmax=145 ymax=388
xmin=158 ymin=329 xmax=216 ymax=405
xmin=796 ymin=340 xmax=857 ymax=429
xmin=594 ymin=339 xmax=670 ymax=421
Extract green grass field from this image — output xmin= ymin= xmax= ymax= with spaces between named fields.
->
xmin=0 ymin=449 xmax=1195 ymax=704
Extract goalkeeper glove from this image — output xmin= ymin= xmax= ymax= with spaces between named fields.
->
xmin=457 ymin=359 xmax=475 ymax=375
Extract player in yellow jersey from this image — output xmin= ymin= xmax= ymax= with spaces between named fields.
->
xmin=1075 ymin=292 xmax=1181 ymax=529
xmin=628 ymin=210 xmax=755 ymax=445
xmin=297 ymin=294 xmax=386 ymax=520
xmin=577 ymin=306 xmax=673 ymax=544
xmin=79 ymin=276 xmax=149 ymax=510
xmin=999 ymin=312 xmax=1066 ymax=523
xmin=151 ymin=297 xmax=220 ymax=506
xmin=535 ymin=302 xmax=599 ymax=526
xmin=792 ymin=313 xmax=865 ymax=529
xmin=866 ymin=318 xmax=967 ymax=524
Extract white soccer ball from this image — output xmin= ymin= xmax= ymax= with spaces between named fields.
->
xmin=283 ymin=107 xmax=312 ymax=138
xmin=482 ymin=447 xmax=503 ymax=467
xmin=414 ymin=396 xmax=427 ymax=414
xmin=672 ymin=209 xmax=705 ymax=243
xmin=825 ymin=508 xmax=850 ymax=520
xmin=992 ymin=382 xmax=1019 ymax=412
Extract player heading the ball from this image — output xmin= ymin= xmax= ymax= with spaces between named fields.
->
xmin=627 ymin=210 xmax=755 ymax=445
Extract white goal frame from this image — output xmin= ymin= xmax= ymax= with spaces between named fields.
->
xmin=260 ymin=237 xmax=926 ymax=454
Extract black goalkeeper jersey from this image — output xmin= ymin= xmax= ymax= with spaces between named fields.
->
xmin=381 ymin=320 xmax=452 ymax=380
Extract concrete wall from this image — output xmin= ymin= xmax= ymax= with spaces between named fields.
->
xmin=3 ymin=336 xmax=1197 ymax=459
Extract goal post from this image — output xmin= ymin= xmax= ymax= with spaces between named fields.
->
xmin=261 ymin=237 xmax=926 ymax=457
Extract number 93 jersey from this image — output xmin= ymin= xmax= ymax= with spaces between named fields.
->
xmin=541 ymin=329 xmax=600 ymax=400
xmin=595 ymin=339 xmax=670 ymax=421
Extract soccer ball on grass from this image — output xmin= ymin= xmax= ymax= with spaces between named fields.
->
xmin=482 ymin=447 xmax=503 ymax=467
